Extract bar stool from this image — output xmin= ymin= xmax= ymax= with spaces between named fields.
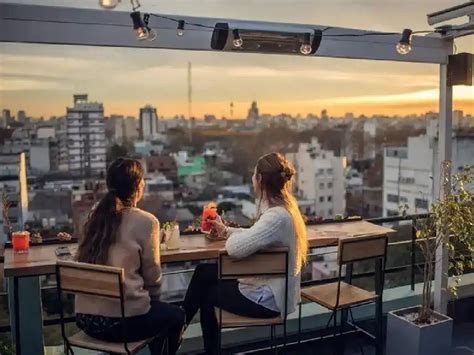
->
xmin=56 ymin=260 xmax=167 ymax=355
xmin=215 ymin=247 xmax=289 ymax=354
xmin=300 ymin=234 xmax=388 ymax=353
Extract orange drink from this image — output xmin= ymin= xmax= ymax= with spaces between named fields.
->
xmin=12 ymin=231 xmax=30 ymax=254
xmin=201 ymin=202 xmax=217 ymax=233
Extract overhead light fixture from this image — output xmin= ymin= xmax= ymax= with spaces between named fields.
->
xmin=130 ymin=11 xmax=156 ymax=41
xmin=99 ymin=0 xmax=120 ymax=9
xmin=212 ymin=23 xmax=322 ymax=56
xmin=396 ymin=29 xmax=413 ymax=55
xmin=177 ymin=20 xmax=185 ymax=37
xmin=232 ymin=29 xmax=243 ymax=48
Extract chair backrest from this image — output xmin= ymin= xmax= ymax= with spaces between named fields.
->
xmin=218 ymin=247 xmax=289 ymax=279
xmin=337 ymin=234 xmax=388 ymax=265
xmin=56 ymin=260 xmax=124 ymax=299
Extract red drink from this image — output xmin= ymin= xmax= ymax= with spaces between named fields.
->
xmin=201 ymin=203 xmax=217 ymax=233
xmin=12 ymin=231 xmax=30 ymax=254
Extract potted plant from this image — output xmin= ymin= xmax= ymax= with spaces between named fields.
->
xmin=163 ymin=221 xmax=180 ymax=250
xmin=386 ymin=162 xmax=474 ymax=355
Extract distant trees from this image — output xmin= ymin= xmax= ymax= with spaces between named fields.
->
xmin=107 ymin=143 xmax=128 ymax=163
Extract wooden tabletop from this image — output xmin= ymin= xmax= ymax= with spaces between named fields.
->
xmin=3 ymin=220 xmax=393 ymax=278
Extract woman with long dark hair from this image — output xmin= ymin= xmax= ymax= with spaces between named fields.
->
xmin=183 ymin=152 xmax=308 ymax=354
xmin=75 ymin=158 xmax=184 ymax=354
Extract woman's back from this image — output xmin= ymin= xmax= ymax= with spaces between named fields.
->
xmin=226 ymin=206 xmax=299 ymax=314
xmin=76 ymin=207 xmax=161 ymax=318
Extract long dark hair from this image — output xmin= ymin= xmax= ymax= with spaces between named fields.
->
xmin=77 ymin=158 xmax=145 ymax=264
xmin=255 ymin=152 xmax=308 ymax=272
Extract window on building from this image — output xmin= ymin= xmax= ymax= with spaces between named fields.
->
xmin=319 ymin=183 xmax=324 ymax=189
xmin=328 ymin=209 xmax=333 ymax=216
xmin=317 ymin=169 xmax=324 ymax=175
xmin=328 ymin=196 xmax=332 ymax=202
xmin=327 ymin=168 xmax=333 ymax=174
xmin=415 ymin=198 xmax=429 ymax=210
xmin=400 ymin=196 xmax=408 ymax=203
xmin=387 ymin=194 xmax=399 ymax=203
xmin=319 ymin=196 xmax=324 ymax=203
xmin=386 ymin=209 xmax=399 ymax=217
xmin=327 ymin=182 xmax=333 ymax=189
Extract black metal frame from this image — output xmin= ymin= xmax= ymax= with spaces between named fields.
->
xmin=216 ymin=249 xmax=289 ymax=355
xmin=299 ymin=235 xmax=388 ymax=355
xmin=55 ymin=262 xmax=153 ymax=355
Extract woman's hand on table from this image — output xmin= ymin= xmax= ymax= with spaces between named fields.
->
xmin=208 ymin=215 xmax=227 ymax=238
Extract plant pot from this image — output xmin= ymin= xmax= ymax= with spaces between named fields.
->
xmin=386 ymin=306 xmax=453 ymax=355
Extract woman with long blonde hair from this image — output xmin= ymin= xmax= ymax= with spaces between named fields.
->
xmin=183 ymin=152 xmax=308 ymax=354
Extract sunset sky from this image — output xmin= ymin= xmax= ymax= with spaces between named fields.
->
xmin=0 ymin=0 xmax=473 ymax=118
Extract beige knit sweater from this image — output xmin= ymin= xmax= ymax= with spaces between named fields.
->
xmin=75 ymin=207 xmax=161 ymax=318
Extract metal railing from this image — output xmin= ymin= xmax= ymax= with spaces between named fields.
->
xmin=0 ymin=213 xmax=472 ymax=336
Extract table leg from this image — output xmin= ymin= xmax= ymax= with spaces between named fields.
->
xmin=8 ymin=276 xmax=45 ymax=355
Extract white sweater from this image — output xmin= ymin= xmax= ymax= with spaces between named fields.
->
xmin=225 ymin=206 xmax=300 ymax=315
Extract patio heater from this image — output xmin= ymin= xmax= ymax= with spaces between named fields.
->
xmin=211 ymin=23 xmax=322 ymax=56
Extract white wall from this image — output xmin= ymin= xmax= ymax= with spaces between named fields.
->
xmin=288 ymin=138 xmax=346 ymax=219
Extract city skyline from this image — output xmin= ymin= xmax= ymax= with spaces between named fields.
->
xmin=0 ymin=0 xmax=473 ymax=118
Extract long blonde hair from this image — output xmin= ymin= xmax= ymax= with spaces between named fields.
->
xmin=255 ymin=152 xmax=308 ymax=273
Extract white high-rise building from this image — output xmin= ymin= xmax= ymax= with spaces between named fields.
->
xmin=383 ymin=119 xmax=474 ymax=217
xmin=0 ymin=153 xmax=28 ymax=242
xmin=286 ymin=138 xmax=346 ymax=219
xmin=139 ymin=105 xmax=159 ymax=140
xmin=65 ymin=94 xmax=106 ymax=175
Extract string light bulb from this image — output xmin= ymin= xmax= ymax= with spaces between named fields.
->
xmin=396 ymin=29 xmax=413 ymax=55
xmin=130 ymin=11 xmax=156 ymax=41
xmin=99 ymin=0 xmax=120 ymax=9
xmin=300 ymin=32 xmax=312 ymax=55
xmin=143 ymin=13 xmax=156 ymax=41
xmin=232 ymin=29 xmax=243 ymax=48
xmin=177 ymin=20 xmax=185 ymax=36
xmin=130 ymin=11 xmax=148 ymax=40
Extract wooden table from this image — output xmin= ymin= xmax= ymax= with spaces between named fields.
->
xmin=3 ymin=220 xmax=393 ymax=355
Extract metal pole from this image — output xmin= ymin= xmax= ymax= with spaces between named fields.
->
xmin=434 ymin=61 xmax=453 ymax=314
xmin=411 ymin=220 xmax=416 ymax=291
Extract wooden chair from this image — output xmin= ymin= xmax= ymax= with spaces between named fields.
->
xmin=216 ymin=247 xmax=289 ymax=354
xmin=300 ymin=234 xmax=388 ymax=353
xmin=56 ymin=260 xmax=160 ymax=355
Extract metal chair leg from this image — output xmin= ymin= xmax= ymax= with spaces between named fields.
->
xmin=218 ymin=326 xmax=222 ymax=355
xmin=348 ymin=308 xmax=365 ymax=355
xmin=269 ymin=325 xmax=274 ymax=354
xmin=325 ymin=310 xmax=336 ymax=330
xmin=298 ymin=302 xmax=302 ymax=344
xmin=333 ymin=309 xmax=338 ymax=355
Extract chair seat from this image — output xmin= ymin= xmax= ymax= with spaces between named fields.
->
xmin=67 ymin=331 xmax=152 ymax=354
xmin=301 ymin=282 xmax=377 ymax=310
xmin=215 ymin=308 xmax=283 ymax=327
